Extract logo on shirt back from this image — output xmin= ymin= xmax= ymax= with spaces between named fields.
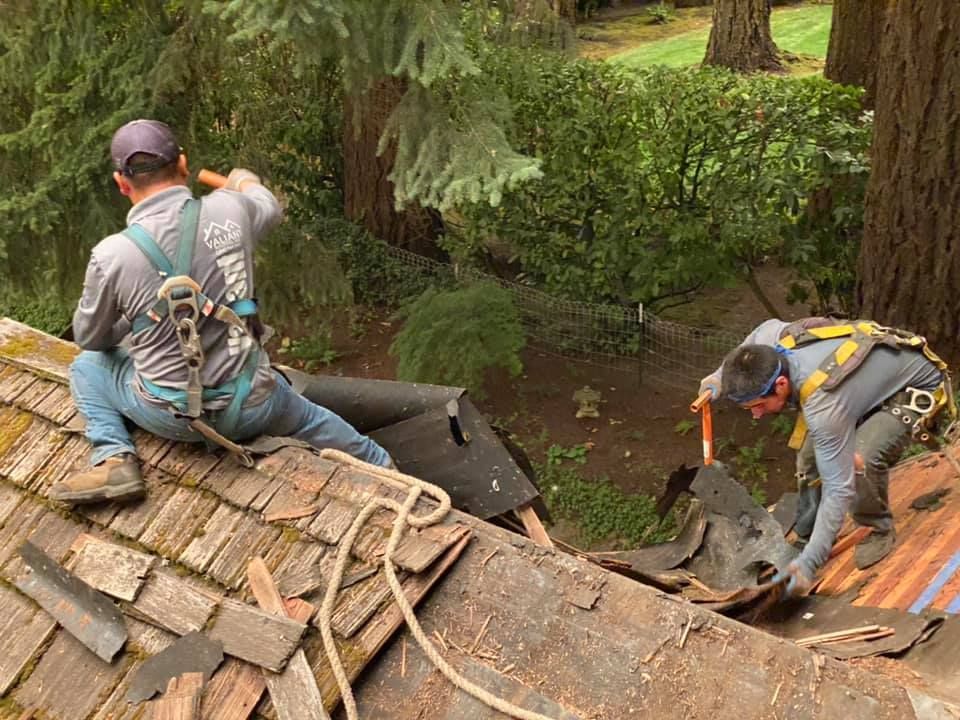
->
xmin=202 ymin=219 xmax=242 ymax=252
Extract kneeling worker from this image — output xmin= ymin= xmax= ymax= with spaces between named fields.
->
xmin=700 ymin=317 xmax=954 ymax=596
xmin=52 ymin=119 xmax=391 ymax=505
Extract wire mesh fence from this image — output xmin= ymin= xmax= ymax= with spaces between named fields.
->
xmin=381 ymin=243 xmax=750 ymax=391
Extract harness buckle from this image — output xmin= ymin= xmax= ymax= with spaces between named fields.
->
xmin=158 ymin=275 xmax=203 ymax=324
xmin=902 ymin=386 xmax=936 ymax=416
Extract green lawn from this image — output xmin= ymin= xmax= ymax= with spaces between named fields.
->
xmin=609 ymin=4 xmax=833 ymax=71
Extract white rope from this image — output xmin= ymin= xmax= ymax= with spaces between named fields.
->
xmin=317 ymin=449 xmax=573 ymax=720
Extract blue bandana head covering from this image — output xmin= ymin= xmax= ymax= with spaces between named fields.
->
xmin=726 ymin=345 xmax=791 ymax=404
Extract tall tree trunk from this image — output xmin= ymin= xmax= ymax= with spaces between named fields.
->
xmin=704 ymin=0 xmax=782 ymax=72
xmin=342 ymin=78 xmax=441 ymax=258
xmin=857 ymin=0 xmax=960 ymax=357
xmin=824 ymin=0 xmax=885 ymax=109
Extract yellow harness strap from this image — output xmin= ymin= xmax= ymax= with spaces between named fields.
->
xmin=783 ymin=322 xmax=953 ymax=450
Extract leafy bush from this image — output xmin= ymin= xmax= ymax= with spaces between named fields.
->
xmin=540 ymin=460 xmax=675 ymax=548
xmin=647 ymin=3 xmax=675 ymax=24
xmin=447 ymin=53 xmax=870 ymax=313
xmin=389 ymin=282 xmax=525 ymax=399
xmin=0 ymin=294 xmax=72 ymax=336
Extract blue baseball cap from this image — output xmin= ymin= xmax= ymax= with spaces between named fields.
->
xmin=110 ymin=119 xmax=180 ymax=176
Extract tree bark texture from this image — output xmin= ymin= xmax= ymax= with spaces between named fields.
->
xmin=824 ymin=0 xmax=885 ymax=109
xmin=342 ymin=78 xmax=441 ymax=258
xmin=704 ymin=0 xmax=782 ymax=73
xmin=858 ymin=0 xmax=960 ymax=357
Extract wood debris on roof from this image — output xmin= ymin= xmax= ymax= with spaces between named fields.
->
xmin=0 ymin=317 xmax=471 ymax=719
xmin=816 ymin=447 xmax=960 ymax=615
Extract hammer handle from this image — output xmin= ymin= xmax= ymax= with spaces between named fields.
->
xmin=197 ymin=169 xmax=228 ymax=189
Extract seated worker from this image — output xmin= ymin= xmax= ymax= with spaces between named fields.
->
xmin=51 ymin=119 xmax=392 ymax=505
xmin=700 ymin=317 xmax=954 ymax=596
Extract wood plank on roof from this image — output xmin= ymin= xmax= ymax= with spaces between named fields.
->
xmin=180 ymin=503 xmax=245 ymax=574
xmin=29 ymin=383 xmax=76 ymax=426
xmin=132 ymin=428 xmax=175 ymax=467
xmin=0 ymin=501 xmax=47 ymax=569
xmin=328 ymin=570 xmax=395 ymax=639
xmin=0 ymin=318 xmax=78 ymax=381
xmin=247 ymin=557 xmax=330 ymax=720
xmin=5 ymin=422 xmax=66 ymax=489
xmin=157 ymin=442 xmax=221 ymax=483
xmin=310 ymin=534 xmax=471 ymax=713
xmin=307 ymin=497 xmax=360 ymax=545
xmin=0 ymin=364 xmax=37 ymax=403
xmin=262 ymin=478 xmax=325 ymax=523
xmin=272 ymin=541 xmax=329 ymax=597
xmin=206 ymin=517 xmax=281 ymax=590
xmin=110 ymin=471 xmax=177 ymax=540
xmin=30 ymin=432 xmax=88 ymax=496
xmin=391 ymin=523 xmax=472 ymax=574
xmin=199 ymin=658 xmax=264 ymax=720
xmin=92 ymin=660 xmax=151 ymax=720
xmin=69 ymin=533 xmax=156 ymax=602
xmin=0 ymin=410 xmax=36 ymax=475
xmin=0 ymin=481 xmax=24 ymax=525
xmin=0 ymin=584 xmax=57 ymax=695
xmin=1 ymin=509 xmax=86 ymax=583
xmin=126 ymin=616 xmax=179 ymax=655
xmin=207 ymin=598 xmax=307 ymax=672
xmin=139 ymin=486 xmax=220 ymax=559
xmin=125 ymin=571 xmax=219 ymax=636
xmin=148 ymin=672 xmax=205 ymax=720
xmin=285 ymin=453 xmax=340 ymax=494
xmin=13 ymin=631 xmax=128 ymax=720
xmin=210 ymin=463 xmax=273 ymax=510
xmin=9 ymin=377 xmax=56 ymax=415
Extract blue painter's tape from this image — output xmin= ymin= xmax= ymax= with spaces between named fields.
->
xmin=909 ymin=549 xmax=960 ymax=615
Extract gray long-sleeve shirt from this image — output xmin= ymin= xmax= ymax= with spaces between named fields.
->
xmin=73 ymin=184 xmax=283 ymax=408
xmin=714 ymin=319 xmax=941 ymax=577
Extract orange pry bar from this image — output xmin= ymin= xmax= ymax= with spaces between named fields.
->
xmin=197 ymin=168 xmax=228 ymax=189
xmin=691 ymin=390 xmax=714 ymax=466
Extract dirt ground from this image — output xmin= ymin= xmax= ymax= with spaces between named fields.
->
xmin=293 ymin=264 xmax=806 ymax=510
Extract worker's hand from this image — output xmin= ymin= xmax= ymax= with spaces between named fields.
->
xmin=699 ymin=374 xmax=721 ymax=400
xmin=773 ymin=561 xmax=814 ymax=599
xmin=224 ymin=168 xmax=261 ymax=192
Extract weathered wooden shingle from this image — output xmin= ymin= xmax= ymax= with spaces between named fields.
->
xmin=206 ymin=517 xmax=282 ymax=590
xmin=1 ymin=508 xmax=86 ymax=582
xmin=200 ymin=658 xmax=264 ymax=720
xmin=70 ymin=533 xmax=156 ymax=602
xmin=0 ymin=364 xmax=37 ymax=403
xmin=157 ymin=442 xmax=222 ymax=483
xmin=126 ymin=571 xmax=219 ymax=636
xmin=9 ymin=376 xmax=57 ymax=416
xmin=0 ymin=583 xmax=57 ymax=694
xmin=139 ymin=486 xmax=220 ymax=558
xmin=31 ymin=432 xmax=89 ymax=496
xmin=208 ymin=598 xmax=307 ymax=672
xmin=180 ymin=502 xmax=245 ymax=574
xmin=307 ymin=497 xmax=361 ymax=545
xmin=29 ymin=382 xmax=77 ymax=425
xmin=14 ymin=631 xmax=129 ymax=720
xmin=110 ymin=471 xmax=177 ymax=539
xmin=4 ymin=421 xmax=66 ymax=488
xmin=0 ymin=409 xmax=37 ymax=474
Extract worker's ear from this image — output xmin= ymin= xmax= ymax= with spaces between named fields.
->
xmin=176 ymin=153 xmax=189 ymax=180
xmin=113 ymin=171 xmax=132 ymax=197
xmin=774 ymin=375 xmax=790 ymax=397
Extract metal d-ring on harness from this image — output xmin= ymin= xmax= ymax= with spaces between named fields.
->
xmin=123 ymin=198 xmax=259 ymax=467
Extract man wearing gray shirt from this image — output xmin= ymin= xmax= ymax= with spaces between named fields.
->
xmin=52 ymin=119 xmax=391 ymax=505
xmin=700 ymin=318 xmax=953 ymax=596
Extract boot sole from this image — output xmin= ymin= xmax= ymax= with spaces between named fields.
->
xmin=49 ymin=481 xmax=146 ymax=506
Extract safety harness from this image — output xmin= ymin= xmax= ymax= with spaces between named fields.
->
xmin=777 ymin=320 xmax=956 ymax=450
xmin=123 ymin=198 xmax=260 ymax=463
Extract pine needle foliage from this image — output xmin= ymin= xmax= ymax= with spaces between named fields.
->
xmin=389 ymin=282 xmax=525 ymax=399
xmin=210 ymin=0 xmax=544 ymax=211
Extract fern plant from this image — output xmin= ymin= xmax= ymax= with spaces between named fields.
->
xmin=389 ymin=282 xmax=525 ymax=399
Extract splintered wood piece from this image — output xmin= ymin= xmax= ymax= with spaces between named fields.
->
xmin=208 ymin=598 xmax=307 ymax=672
xmin=515 ymin=503 xmax=554 ymax=549
xmin=199 ymin=659 xmax=264 ymax=720
xmin=264 ymin=502 xmax=326 ymax=523
xmin=70 ymin=533 xmax=156 ymax=602
xmin=148 ymin=672 xmax=205 ymax=720
xmin=125 ymin=572 xmax=219 ymax=636
xmin=246 ymin=557 xmax=330 ymax=720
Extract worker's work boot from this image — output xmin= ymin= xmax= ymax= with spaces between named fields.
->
xmin=49 ymin=454 xmax=145 ymax=505
xmin=854 ymin=529 xmax=896 ymax=570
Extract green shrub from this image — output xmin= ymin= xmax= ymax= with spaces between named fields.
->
xmin=389 ymin=282 xmax=525 ymax=399
xmin=647 ymin=3 xmax=675 ymax=24
xmin=540 ymin=460 xmax=675 ymax=548
xmin=0 ymin=294 xmax=72 ymax=336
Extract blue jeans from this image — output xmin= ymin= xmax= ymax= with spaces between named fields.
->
xmin=69 ymin=349 xmax=391 ymax=468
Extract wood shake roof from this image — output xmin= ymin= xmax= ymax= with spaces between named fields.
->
xmin=0 ymin=317 xmax=946 ymax=720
